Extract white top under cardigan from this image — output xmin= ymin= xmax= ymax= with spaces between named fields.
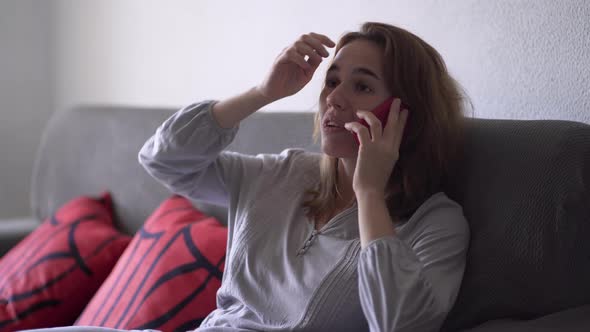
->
xmin=136 ymin=100 xmax=470 ymax=332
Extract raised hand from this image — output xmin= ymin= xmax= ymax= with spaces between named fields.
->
xmin=256 ymin=33 xmax=335 ymax=102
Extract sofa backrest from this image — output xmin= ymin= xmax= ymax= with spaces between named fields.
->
xmin=32 ymin=105 xmax=590 ymax=330
xmin=31 ymin=105 xmax=320 ymax=234
xmin=441 ymin=118 xmax=590 ymax=330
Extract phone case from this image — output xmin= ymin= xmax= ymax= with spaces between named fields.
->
xmin=354 ymin=97 xmax=409 ymax=144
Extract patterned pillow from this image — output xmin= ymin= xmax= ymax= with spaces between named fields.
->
xmin=75 ymin=195 xmax=227 ymax=331
xmin=0 ymin=192 xmax=131 ymax=331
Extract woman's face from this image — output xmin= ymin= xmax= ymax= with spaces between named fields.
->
xmin=319 ymin=39 xmax=391 ymax=158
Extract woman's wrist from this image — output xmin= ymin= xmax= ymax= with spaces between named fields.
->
xmin=355 ymin=189 xmax=386 ymax=205
xmin=251 ymin=85 xmax=279 ymax=106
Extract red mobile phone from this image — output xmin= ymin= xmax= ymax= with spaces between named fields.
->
xmin=354 ymin=97 xmax=409 ymax=144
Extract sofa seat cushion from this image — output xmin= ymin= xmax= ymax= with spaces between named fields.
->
xmin=462 ymin=304 xmax=590 ymax=332
xmin=0 ymin=193 xmax=131 ymax=331
xmin=76 ymin=195 xmax=227 ymax=331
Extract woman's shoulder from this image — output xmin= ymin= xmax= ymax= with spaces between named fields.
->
xmin=237 ymin=148 xmax=321 ymax=186
xmin=281 ymin=148 xmax=322 ymax=161
xmin=258 ymin=148 xmax=321 ymax=170
xmin=223 ymin=148 xmax=320 ymax=169
xmin=397 ymin=192 xmax=469 ymax=239
xmin=415 ymin=192 xmax=463 ymax=216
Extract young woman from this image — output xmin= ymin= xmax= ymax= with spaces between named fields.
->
xmin=140 ymin=21 xmax=470 ymax=332
xmin=27 ymin=21 xmax=469 ymax=332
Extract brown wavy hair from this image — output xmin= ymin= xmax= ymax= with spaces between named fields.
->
xmin=303 ymin=22 xmax=470 ymax=224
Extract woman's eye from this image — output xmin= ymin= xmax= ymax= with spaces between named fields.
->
xmin=356 ymin=82 xmax=373 ymax=93
xmin=325 ymin=78 xmax=338 ymax=88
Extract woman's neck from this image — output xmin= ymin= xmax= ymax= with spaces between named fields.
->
xmin=337 ymin=158 xmax=357 ymax=206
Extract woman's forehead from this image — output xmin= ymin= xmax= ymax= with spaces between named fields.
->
xmin=331 ymin=40 xmax=384 ymax=75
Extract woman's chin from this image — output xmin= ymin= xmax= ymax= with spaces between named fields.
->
xmin=321 ymin=142 xmax=358 ymax=159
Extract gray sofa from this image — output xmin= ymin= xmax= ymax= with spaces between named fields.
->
xmin=1 ymin=104 xmax=589 ymax=331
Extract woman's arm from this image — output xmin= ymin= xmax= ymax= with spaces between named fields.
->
xmin=137 ymin=87 xmax=273 ymax=204
xmin=139 ymin=32 xmax=334 ymax=204
xmin=211 ymin=87 xmax=274 ymax=129
xmin=357 ymin=191 xmax=397 ymax=248
xmin=356 ymin=195 xmax=469 ymax=332
xmin=138 ymin=100 xmax=248 ymax=206
xmin=213 ymin=31 xmax=335 ymax=130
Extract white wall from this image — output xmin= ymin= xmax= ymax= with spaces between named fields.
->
xmin=1 ymin=1 xmax=589 ymax=218
xmin=53 ymin=0 xmax=590 ymax=122
xmin=0 ymin=1 xmax=53 ymax=218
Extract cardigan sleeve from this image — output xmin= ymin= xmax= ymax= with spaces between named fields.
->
xmin=357 ymin=197 xmax=469 ymax=332
xmin=138 ymin=100 xmax=244 ymax=206
xmin=138 ymin=100 xmax=308 ymax=208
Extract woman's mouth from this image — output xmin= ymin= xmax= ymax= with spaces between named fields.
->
xmin=322 ymin=123 xmax=347 ymax=133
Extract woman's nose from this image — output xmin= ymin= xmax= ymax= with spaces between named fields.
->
xmin=326 ymin=86 xmax=346 ymax=111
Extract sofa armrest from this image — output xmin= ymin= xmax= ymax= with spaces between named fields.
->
xmin=461 ymin=304 xmax=590 ymax=332
xmin=0 ymin=216 xmax=40 ymax=257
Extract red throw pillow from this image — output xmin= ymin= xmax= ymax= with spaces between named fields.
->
xmin=76 ymin=195 xmax=228 ymax=332
xmin=0 ymin=192 xmax=131 ymax=331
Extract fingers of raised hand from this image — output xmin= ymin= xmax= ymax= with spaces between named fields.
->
xmin=284 ymin=48 xmax=312 ymax=70
xmin=280 ymin=33 xmax=334 ymax=71
xmin=309 ymin=32 xmax=336 ymax=48
xmin=299 ymin=33 xmax=334 ymax=57
xmin=294 ymin=41 xmax=323 ymax=66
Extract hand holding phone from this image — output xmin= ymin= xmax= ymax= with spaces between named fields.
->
xmin=354 ymin=97 xmax=409 ymax=145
